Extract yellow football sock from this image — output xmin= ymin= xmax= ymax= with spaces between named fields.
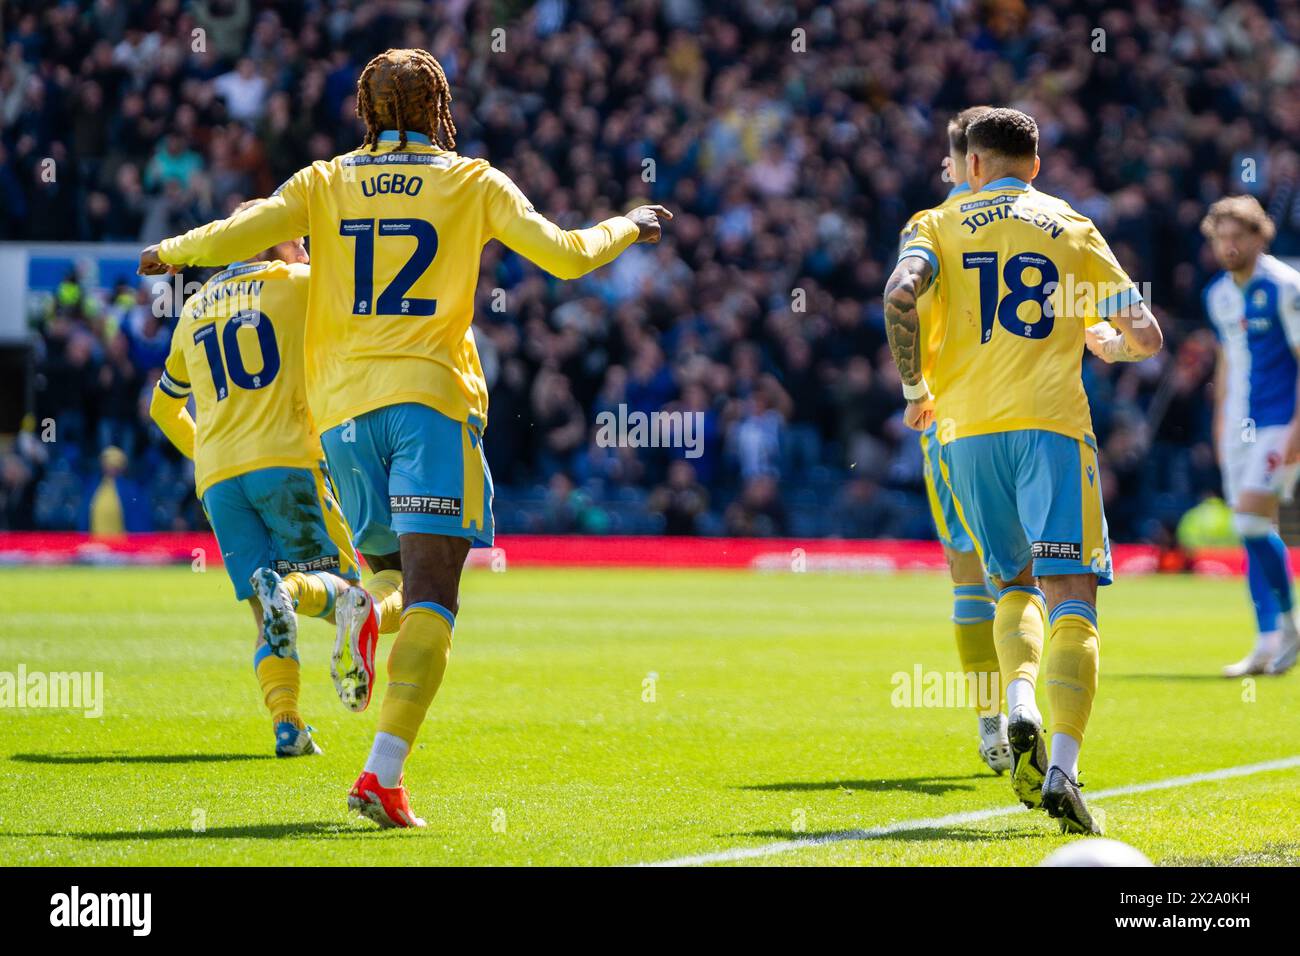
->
xmin=1044 ymin=601 xmax=1100 ymax=742
xmin=282 ymin=571 xmax=334 ymax=618
xmin=254 ymin=646 xmax=303 ymax=727
xmin=376 ymin=603 xmax=453 ymax=745
xmin=366 ymin=570 xmax=405 ymax=634
xmin=952 ymin=584 xmax=1000 ymax=715
xmin=993 ymin=585 xmax=1046 ymax=691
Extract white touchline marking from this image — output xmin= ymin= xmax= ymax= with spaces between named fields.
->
xmin=640 ymin=754 xmax=1300 ymax=867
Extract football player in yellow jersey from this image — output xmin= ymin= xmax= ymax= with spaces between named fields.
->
xmin=884 ymin=108 xmax=1163 ymax=833
xmin=140 ymin=48 xmax=670 ymax=828
xmin=903 ymin=106 xmax=1011 ymax=775
xmin=148 ymin=215 xmax=362 ymax=758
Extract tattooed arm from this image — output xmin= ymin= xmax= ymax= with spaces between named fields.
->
xmin=883 ymin=254 xmax=936 ymax=431
xmin=1084 ymin=302 xmax=1163 ymax=364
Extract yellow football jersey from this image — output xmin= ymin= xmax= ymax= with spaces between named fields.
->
xmin=900 ymin=182 xmax=970 ymax=383
xmin=159 ymin=131 xmax=639 ymax=434
xmin=899 ymin=177 xmax=1141 ymax=443
xmin=160 ymin=260 xmax=321 ymax=498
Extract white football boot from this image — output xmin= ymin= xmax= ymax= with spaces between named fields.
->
xmin=1270 ymin=616 xmax=1298 ymax=675
xmin=251 ymin=567 xmax=298 ymax=659
xmin=977 ymin=713 xmax=1012 ymax=774
xmin=1223 ymin=648 xmax=1276 ymax=678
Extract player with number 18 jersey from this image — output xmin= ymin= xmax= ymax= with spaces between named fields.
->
xmin=901 ymin=181 xmax=1141 ymax=449
xmin=889 ymin=109 xmax=1161 ymax=834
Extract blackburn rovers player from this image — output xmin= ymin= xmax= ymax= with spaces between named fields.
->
xmin=884 ymin=109 xmax=1163 ymax=833
xmin=1202 ymin=196 xmax=1300 ymax=677
xmin=140 ymin=48 xmax=670 ymax=828
xmin=902 ymin=105 xmax=1010 ymax=774
xmin=148 ymin=214 xmax=361 ymax=757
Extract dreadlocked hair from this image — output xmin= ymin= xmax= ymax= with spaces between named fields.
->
xmin=356 ymin=48 xmax=457 ymax=152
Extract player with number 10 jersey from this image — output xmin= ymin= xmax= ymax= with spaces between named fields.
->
xmin=150 ymin=231 xmax=361 ymax=759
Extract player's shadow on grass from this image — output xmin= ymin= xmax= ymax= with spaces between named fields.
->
xmin=740 ymin=774 xmax=986 ymax=796
xmin=11 ymin=752 xmax=274 ymax=765
xmin=31 ymin=822 xmax=363 ymax=841
xmin=733 ymin=825 xmax=1044 ymax=844
xmin=1106 ymin=673 xmax=1226 ymax=682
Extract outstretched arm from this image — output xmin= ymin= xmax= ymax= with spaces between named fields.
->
xmin=139 ymin=171 xmax=311 ymax=274
xmin=883 ymin=254 xmax=936 ymax=430
xmin=494 ymin=204 xmax=671 ymax=280
xmin=485 ymin=166 xmax=669 ymax=279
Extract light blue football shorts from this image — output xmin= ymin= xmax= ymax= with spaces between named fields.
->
xmin=941 ymin=429 xmax=1113 ymax=585
xmin=202 ymin=465 xmax=361 ymax=601
xmin=920 ymin=422 xmax=975 ymax=553
xmin=320 ymin=402 xmax=495 ymax=557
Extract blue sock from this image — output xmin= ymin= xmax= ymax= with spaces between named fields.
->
xmin=1246 ymin=550 xmax=1280 ymax=633
xmin=1243 ymin=533 xmax=1294 ymax=615
xmin=953 ymin=584 xmax=997 ymax=624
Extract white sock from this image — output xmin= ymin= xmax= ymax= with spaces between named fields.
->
xmin=1255 ymin=630 xmax=1281 ymax=657
xmin=1006 ymin=678 xmax=1038 ymax=719
xmin=1279 ymin=612 xmax=1298 ymax=639
xmin=1049 ymin=732 xmax=1080 ymax=778
xmin=978 ymin=713 xmax=1007 ymax=744
xmin=364 ymin=731 xmax=410 ymax=788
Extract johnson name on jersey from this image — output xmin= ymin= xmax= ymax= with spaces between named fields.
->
xmin=899 ymin=177 xmax=1142 ymax=443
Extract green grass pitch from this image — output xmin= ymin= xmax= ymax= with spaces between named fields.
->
xmin=0 ymin=565 xmax=1296 ymax=866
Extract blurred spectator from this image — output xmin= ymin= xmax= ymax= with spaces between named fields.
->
xmin=144 ymin=133 xmax=204 ymax=193
xmin=725 ymin=475 xmax=787 ymax=537
xmin=648 ymin=460 xmax=709 ymax=535
xmin=81 ymin=445 xmax=150 ymax=535
xmin=0 ymin=453 xmax=37 ymax=530
xmin=212 ymin=57 xmax=268 ymax=123
xmin=96 ymin=330 xmax=141 ymax=459
xmin=836 ymin=478 xmax=904 ymax=539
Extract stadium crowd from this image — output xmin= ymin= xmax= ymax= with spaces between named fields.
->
xmin=0 ymin=0 xmax=1291 ymax=540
